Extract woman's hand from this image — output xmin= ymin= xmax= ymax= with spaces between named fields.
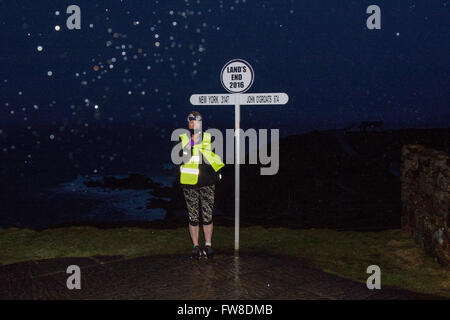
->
xmin=217 ymin=168 xmax=224 ymax=181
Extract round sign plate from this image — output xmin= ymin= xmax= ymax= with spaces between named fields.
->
xmin=220 ymin=59 xmax=254 ymax=93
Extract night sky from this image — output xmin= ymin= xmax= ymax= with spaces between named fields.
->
xmin=1 ymin=1 xmax=448 ymax=130
xmin=0 ymin=1 xmax=449 ymax=184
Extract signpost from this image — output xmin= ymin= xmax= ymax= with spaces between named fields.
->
xmin=190 ymin=59 xmax=289 ymax=256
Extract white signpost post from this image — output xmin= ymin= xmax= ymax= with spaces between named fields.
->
xmin=190 ymin=59 xmax=289 ymax=256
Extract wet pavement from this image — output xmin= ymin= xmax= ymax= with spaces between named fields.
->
xmin=0 ymin=253 xmax=445 ymax=300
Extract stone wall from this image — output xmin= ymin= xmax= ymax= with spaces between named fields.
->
xmin=401 ymin=145 xmax=449 ymax=265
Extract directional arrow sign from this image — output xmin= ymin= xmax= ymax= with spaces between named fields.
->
xmin=190 ymin=93 xmax=289 ymax=106
xmin=240 ymin=93 xmax=289 ymax=105
xmin=190 ymin=94 xmax=235 ymax=105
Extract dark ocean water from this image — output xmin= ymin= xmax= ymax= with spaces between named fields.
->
xmin=0 ymin=169 xmax=175 ymax=230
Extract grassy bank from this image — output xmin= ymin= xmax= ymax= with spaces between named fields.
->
xmin=0 ymin=226 xmax=448 ymax=297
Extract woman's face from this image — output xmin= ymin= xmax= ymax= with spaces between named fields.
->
xmin=188 ymin=115 xmax=202 ymax=130
xmin=188 ymin=120 xmax=202 ymax=130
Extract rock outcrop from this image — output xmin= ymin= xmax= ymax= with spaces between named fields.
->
xmin=401 ymin=145 xmax=449 ymax=265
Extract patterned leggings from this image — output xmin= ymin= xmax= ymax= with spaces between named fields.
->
xmin=183 ymin=184 xmax=215 ymax=226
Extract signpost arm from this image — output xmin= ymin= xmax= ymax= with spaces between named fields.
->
xmin=235 ymin=93 xmax=240 ymax=257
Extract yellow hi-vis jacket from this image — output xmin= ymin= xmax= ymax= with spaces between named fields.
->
xmin=179 ymin=132 xmax=225 ymax=185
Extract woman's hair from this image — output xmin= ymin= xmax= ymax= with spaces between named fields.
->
xmin=189 ymin=111 xmax=202 ymax=119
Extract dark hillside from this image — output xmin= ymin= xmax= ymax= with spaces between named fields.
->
xmin=214 ymin=128 xmax=450 ymax=230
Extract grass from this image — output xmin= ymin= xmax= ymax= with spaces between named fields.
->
xmin=0 ymin=226 xmax=448 ymax=298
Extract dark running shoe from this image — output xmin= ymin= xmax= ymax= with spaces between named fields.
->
xmin=203 ymin=245 xmax=214 ymax=259
xmin=192 ymin=245 xmax=201 ymax=259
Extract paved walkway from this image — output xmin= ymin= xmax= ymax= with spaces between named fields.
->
xmin=0 ymin=253 xmax=445 ymax=300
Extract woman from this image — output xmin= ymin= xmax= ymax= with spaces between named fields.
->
xmin=177 ymin=111 xmax=225 ymax=259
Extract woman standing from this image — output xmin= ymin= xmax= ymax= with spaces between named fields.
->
xmin=178 ymin=111 xmax=225 ymax=259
